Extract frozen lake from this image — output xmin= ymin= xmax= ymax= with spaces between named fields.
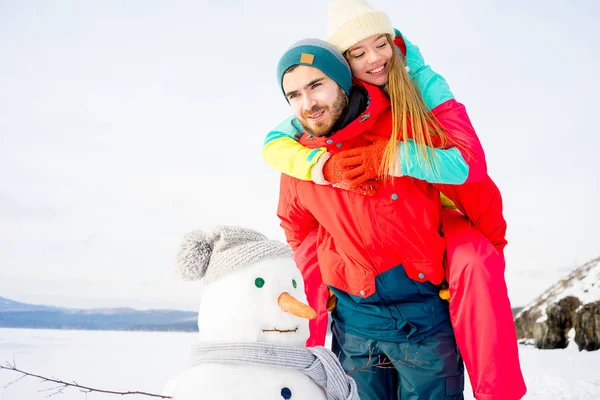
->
xmin=0 ymin=328 xmax=599 ymax=399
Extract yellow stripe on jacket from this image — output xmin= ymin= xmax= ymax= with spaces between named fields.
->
xmin=263 ymin=116 xmax=327 ymax=181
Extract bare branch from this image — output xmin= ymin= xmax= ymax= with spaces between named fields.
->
xmin=40 ymin=384 xmax=67 ymax=398
xmin=4 ymin=373 xmax=27 ymax=389
xmin=39 ymin=384 xmax=66 ymax=392
xmin=0 ymin=364 xmax=171 ymax=398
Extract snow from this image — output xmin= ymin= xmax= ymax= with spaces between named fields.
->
xmin=554 ymin=259 xmax=600 ymax=306
xmin=1 ymin=328 xmax=599 ymax=400
xmin=536 ymin=314 xmax=548 ymax=323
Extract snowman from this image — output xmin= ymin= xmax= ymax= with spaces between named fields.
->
xmin=162 ymin=226 xmax=359 ymax=400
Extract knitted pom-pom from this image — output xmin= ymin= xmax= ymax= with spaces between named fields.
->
xmin=174 ymin=230 xmax=216 ymax=281
xmin=174 ymin=226 xmax=293 ymax=284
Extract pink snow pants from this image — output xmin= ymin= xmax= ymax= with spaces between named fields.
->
xmin=442 ymin=209 xmax=526 ymax=400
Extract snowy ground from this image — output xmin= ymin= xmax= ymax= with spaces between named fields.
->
xmin=0 ymin=328 xmax=599 ymax=400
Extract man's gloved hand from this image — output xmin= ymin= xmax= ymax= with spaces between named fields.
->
xmin=334 ymin=133 xmax=389 ymax=184
xmin=321 ymin=134 xmax=388 ymax=196
xmin=322 ymin=155 xmax=381 ymax=196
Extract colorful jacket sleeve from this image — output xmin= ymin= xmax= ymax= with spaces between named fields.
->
xmin=263 ymin=116 xmax=327 ymax=181
xmin=397 ymin=30 xmax=487 ymax=184
xmin=394 ymin=99 xmax=486 ymax=184
xmin=395 ymin=139 xmax=469 ymax=184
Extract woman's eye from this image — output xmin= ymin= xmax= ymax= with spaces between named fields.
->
xmin=353 ymin=52 xmax=365 ymax=59
xmin=377 ymin=42 xmax=387 ymax=49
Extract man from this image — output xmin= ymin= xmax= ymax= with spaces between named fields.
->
xmin=275 ymin=38 xmax=465 ymax=400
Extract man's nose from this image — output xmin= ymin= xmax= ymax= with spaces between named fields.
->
xmin=302 ymin=95 xmax=317 ymax=112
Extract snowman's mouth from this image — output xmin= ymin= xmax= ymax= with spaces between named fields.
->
xmin=262 ymin=326 xmax=299 ymax=333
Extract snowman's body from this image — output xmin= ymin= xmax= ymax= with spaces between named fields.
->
xmin=163 ymin=256 xmax=328 ymax=400
xmin=165 ymin=363 xmax=327 ymax=399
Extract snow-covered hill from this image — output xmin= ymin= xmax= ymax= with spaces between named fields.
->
xmin=515 ymin=256 xmax=600 ymax=350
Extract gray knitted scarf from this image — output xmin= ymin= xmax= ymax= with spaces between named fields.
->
xmin=191 ymin=342 xmax=359 ymax=400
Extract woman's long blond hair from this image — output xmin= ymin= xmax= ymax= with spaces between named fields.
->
xmin=348 ymin=34 xmax=453 ymax=179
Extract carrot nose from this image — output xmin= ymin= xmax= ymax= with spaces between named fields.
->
xmin=278 ymin=292 xmax=317 ymax=320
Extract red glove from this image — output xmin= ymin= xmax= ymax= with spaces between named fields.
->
xmin=323 ymin=154 xmax=381 ymax=196
xmin=322 ymin=134 xmax=388 ymax=196
xmin=335 ymin=133 xmax=389 ymax=184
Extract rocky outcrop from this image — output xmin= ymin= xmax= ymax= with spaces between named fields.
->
xmin=533 ymin=296 xmax=581 ymax=349
xmin=574 ymin=301 xmax=600 ymax=351
xmin=515 ymin=256 xmax=600 ymax=350
xmin=515 ymin=307 xmax=542 ymax=340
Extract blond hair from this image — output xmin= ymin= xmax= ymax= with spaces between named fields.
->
xmin=348 ymin=34 xmax=453 ymax=179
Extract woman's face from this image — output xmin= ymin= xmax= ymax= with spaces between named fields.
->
xmin=346 ymin=34 xmax=393 ymax=87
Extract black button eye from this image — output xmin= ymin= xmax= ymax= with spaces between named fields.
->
xmin=281 ymin=387 xmax=292 ymax=399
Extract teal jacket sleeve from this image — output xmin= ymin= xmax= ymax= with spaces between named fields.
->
xmin=395 ymin=139 xmax=468 ymax=184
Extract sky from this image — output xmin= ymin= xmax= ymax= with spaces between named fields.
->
xmin=1 ymin=0 xmax=599 ymax=311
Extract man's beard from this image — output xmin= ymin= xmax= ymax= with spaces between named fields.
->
xmin=298 ymin=87 xmax=348 ymax=137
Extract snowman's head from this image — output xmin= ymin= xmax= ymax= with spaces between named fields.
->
xmin=174 ymin=226 xmax=316 ymax=347
xmin=197 ymin=257 xmax=312 ymax=346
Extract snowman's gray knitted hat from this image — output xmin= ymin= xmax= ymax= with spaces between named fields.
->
xmin=175 ymin=226 xmax=294 ymax=283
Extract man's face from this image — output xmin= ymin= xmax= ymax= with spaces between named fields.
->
xmin=282 ymin=65 xmax=347 ymax=137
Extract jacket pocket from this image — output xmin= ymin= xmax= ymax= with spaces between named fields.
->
xmin=316 ymin=233 xmax=348 ymax=290
xmin=316 ymin=232 xmax=374 ymax=298
xmin=370 ymin=179 xmax=415 ymax=247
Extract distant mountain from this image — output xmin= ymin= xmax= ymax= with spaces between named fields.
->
xmin=0 ymin=297 xmax=61 ymax=312
xmin=0 ymin=296 xmax=197 ymax=332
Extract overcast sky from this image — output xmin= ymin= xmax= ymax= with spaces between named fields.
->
xmin=1 ymin=0 xmax=599 ymax=311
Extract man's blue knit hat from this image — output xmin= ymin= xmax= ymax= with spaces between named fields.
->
xmin=277 ymin=38 xmax=352 ymax=99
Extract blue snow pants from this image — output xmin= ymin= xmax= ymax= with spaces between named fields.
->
xmin=331 ymin=322 xmax=465 ymax=399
